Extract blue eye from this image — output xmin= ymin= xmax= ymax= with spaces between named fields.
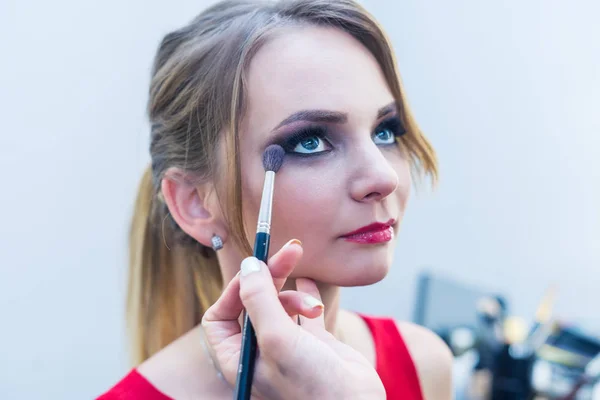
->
xmin=373 ymin=128 xmax=396 ymax=145
xmin=373 ymin=116 xmax=405 ymax=145
xmin=293 ymin=136 xmax=328 ymax=154
xmin=280 ymin=126 xmax=332 ymax=156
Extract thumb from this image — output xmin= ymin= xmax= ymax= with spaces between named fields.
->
xmin=239 ymin=257 xmax=295 ymax=338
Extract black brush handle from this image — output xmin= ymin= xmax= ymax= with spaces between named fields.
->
xmin=234 ymin=231 xmax=270 ymax=400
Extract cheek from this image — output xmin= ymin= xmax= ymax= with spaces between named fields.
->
xmin=269 ymin=164 xmax=344 ymax=243
xmin=240 ymin=161 xmax=344 ymax=248
xmin=392 ymin=155 xmax=411 ymax=210
xmin=240 ymin=161 xmax=267 ymax=241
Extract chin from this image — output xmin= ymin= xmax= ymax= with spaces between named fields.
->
xmin=341 ymin=264 xmax=389 ymax=287
xmin=296 ymin=242 xmax=395 ymax=286
xmin=315 ymin=258 xmax=391 ymax=287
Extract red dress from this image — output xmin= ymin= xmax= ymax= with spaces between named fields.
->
xmin=98 ymin=315 xmax=423 ymax=400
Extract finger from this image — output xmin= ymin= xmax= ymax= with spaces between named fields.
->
xmin=202 ymin=273 xmax=244 ymax=351
xmin=239 ymin=257 xmax=296 ymax=340
xmin=278 ymin=290 xmax=324 ymax=319
xmin=267 ymin=239 xmax=303 ymax=292
xmin=295 ymin=278 xmax=326 ymax=332
xmin=203 ymin=239 xmax=302 ymax=325
xmin=203 ymin=272 xmax=242 ymax=323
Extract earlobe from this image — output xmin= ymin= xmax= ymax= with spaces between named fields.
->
xmin=160 ymin=169 xmax=226 ymax=248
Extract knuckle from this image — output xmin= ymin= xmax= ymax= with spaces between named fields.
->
xmin=239 ymin=283 xmax=264 ymax=306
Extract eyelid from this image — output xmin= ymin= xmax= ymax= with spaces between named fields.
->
xmin=374 ymin=115 xmax=405 ymax=136
xmin=275 ymin=124 xmax=330 ymax=152
xmin=267 ymin=114 xmax=404 ymax=153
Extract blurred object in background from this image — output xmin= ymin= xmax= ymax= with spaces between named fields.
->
xmin=469 ymin=295 xmax=511 ymax=400
xmin=491 ymin=287 xmax=557 ymax=399
xmin=413 ymin=272 xmax=507 ymax=399
xmin=536 ymin=323 xmax=600 ymax=399
xmin=414 ymin=272 xmax=600 ymax=400
xmin=413 ymin=271 xmax=494 ymax=334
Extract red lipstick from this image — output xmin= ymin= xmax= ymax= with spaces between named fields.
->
xmin=341 ymin=219 xmax=395 ymax=244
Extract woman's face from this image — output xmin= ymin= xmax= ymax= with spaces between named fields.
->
xmin=236 ymin=26 xmax=411 ymax=286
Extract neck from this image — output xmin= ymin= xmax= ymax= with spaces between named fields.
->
xmin=316 ymin=282 xmax=343 ymax=338
xmin=274 ymin=279 xmax=343 ymax=339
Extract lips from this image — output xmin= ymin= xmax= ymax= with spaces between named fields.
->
xmin=341 ymin=219 xmax=395 ymax=244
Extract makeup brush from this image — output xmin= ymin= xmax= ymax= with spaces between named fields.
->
xmin=234 ymin=144 xmax=285 ymax=400
xmin=525 ymin=286 xmax=557 ymax=349
xmin=509 ymin=286 xmax=558 ymax=359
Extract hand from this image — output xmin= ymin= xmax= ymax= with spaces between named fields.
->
xmin=202 ymin=240 xmax=386 ymax=400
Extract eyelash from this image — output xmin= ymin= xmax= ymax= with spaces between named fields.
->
xmin=279 ymin=125 xmax=329 ymax=155
xmin=374 ymin=116 xmax=406 ymax=144
xmin=278 ymin=116 xmax=406 ymax=156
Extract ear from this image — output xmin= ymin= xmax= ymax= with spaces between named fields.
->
xmin=160 ymin=168 xmax=227 ymax=248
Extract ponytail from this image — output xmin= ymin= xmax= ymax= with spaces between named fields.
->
xmin=127 ymin=166 xmax=223 ymax=365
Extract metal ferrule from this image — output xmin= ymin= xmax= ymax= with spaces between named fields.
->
xmin=256 ymin=171 xmax=275 ymax=233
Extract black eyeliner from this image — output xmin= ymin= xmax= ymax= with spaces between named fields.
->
xmin=374 ymin=115 xmax=405 ymax=139
xmin=266 ymin=115 xmax=405 ymax=156
xmin=275 ymin=125 xmax=329 ymax=154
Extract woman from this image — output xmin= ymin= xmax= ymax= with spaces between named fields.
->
xmin=99 ymin=0 xmax=453 ymax=398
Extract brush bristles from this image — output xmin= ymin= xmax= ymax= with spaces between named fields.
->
xmin=262 ymin=144 xmax=285 ymax=173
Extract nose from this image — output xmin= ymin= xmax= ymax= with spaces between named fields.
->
xmin=348 ymin=141 xmax=399 ymax=203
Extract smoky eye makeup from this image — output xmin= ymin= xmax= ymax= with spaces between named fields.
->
xmin=265 ymin=113 xmax=406 ymax=157
xmin=272 ymin=124 xmax=332 ymax=157
xmin=374 ymin=115 xmax=406 ymax=141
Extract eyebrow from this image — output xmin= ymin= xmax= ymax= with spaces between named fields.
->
xmin=377 ymin=101 xmax=398 ymax=119
xmin=272 ymin=101 xmax=398 ymax=132
xmin=272 ymin=110 xmax=347 ymax=131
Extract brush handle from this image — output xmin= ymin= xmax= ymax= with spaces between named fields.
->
xmin=234 ymin=231 xmax=270 ymax=400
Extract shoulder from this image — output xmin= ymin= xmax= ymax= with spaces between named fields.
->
xmin=396 ymin=321 xmax=454 ymax=400
xmin=135 ymin=326 xmax=229 ymax=398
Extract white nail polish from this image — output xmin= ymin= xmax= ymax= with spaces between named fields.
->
xmin=240 ymin=257 xmax=261 ymax=276
xmin=303 ymin=295 xmax=324 ymax=310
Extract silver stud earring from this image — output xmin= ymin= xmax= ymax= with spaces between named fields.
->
xmin=211 ymin=234 xmax=223 ymax=251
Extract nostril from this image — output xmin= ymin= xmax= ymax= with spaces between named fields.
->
xmin=363 ymin=192 xmax=381 ymax=201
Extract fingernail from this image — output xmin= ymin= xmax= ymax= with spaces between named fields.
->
xmin=284 ymin=238 xmax=302 ymax=248
xmin=240 ymin=257 xmax=261 ymax=276
xmin=303 ymin=295 xmax=324 ymax=310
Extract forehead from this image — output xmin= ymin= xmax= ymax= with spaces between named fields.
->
xmin=242 ymin=25 xmax=394 ymax=133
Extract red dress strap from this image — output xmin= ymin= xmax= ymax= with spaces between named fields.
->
xmin=97 ymin=369 xmax=172 ymax=400
xmin=358 ymin=314 xmax=424 ymax=400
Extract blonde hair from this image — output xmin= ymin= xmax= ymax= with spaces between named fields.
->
xmin=128 ymin=0 xmax=438 ymax=365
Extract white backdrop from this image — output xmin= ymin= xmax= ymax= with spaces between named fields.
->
xmin=1 ymin=0 xmax=598 ymax=398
